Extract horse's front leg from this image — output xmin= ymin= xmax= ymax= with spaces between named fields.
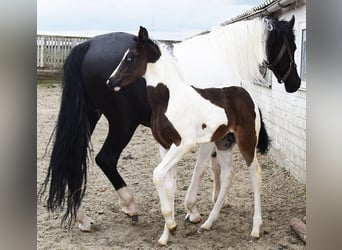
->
xmin=95 ymin=122 xmax=139 ymax=220
xmin=184 ymin=143 xmax=215 ymax=223
xmin=158 ymin=165 xmax=177 ymax=245
xmin=153 ymin=143 xmax=193 ymax=245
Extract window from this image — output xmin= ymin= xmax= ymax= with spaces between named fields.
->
xmin=254 ymin=63 xmax=272 ymax=88
xmin=300 ymin=29 xmax=306 ymax=82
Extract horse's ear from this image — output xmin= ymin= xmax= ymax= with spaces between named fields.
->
xmin=137 ymin=26 xmax=149 ymax=51
xmin=288 ymin=15 xmax=295 ymax=28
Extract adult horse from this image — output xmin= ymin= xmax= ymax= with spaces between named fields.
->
xmin=40 ymin=16 xmax=301 ymax=232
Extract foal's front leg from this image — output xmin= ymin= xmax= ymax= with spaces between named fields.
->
xmin=153 ymin=143 xmax=193 ymax=245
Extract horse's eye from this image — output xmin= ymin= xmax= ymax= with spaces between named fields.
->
xmin=126 ymin=57 xmax=133 ymax=62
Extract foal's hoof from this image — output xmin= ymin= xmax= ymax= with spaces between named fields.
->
xmin=123 ymin=212 xmax=139 ymax=222
xmin=184 ymin=213 xmax=202 ymax=224
xmin=130 ymin=214 xmax=139 ymax=222
xmin=197 ymin=227 xmax=209 ymax=234
xmin=249 ymin=235 xmax=260 ymax=242
xmin=169 ymin=225 xmax=177 ymax=235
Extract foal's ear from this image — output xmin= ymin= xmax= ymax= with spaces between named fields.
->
xmin=288 ymin=15 xmax=295 ymax=28
xmin=137 ymin=26 xmax=149 ymax=51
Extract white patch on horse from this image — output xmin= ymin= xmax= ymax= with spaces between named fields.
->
xmin=108 ymin=49 xmax=130 ymax=79
xmin=144 ymin=47 xmax=228 ymax=144
xmin=76 ymin=206 xmax=94 ymax=232
xmin=117 ymin=186 xmax=138 ymax=216
xmin=173 ymin=19 xmax=267 ymax=88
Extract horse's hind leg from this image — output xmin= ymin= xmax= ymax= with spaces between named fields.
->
xmin=199 ymin=147 xmax=234 ymax=231
xmin=76 ymin=106 xmax=101 ymax=231
xmin=184 ymin=143 xmax=215 ymax=223
xmin=210 ymin=151 xmax=221 ymax=203
xmin=76 ymin=207 xmax=94 ymax=231
xmin=211 ymin=133 xmax=236 ymax=204
xmin=248 ymin=156 xmax=263 ymax=239
xmin=237 ymin=132 xmax=263 ymax=239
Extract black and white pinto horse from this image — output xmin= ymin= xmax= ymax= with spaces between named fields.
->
xmin=40 ymin=16 xmax=300 ymax=238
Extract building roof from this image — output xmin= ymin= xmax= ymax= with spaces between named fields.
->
xmin=222 ymin=0 xmax=298 ymax=25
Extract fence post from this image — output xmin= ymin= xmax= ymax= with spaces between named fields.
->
xmin=37 ymin=35 xmax=90 ymax=70
xmin=38 ymin=36 xmax=45 ymax=67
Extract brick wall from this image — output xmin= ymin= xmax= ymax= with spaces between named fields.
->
xmin=243 ymin=5 xmax=306 ymax=183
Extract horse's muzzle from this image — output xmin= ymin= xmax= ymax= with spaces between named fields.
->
xmin=106 ymin=77 xmax=122 ymax=92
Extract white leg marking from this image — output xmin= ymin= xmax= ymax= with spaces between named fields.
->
xmin=154 ymin=142 xmax=193 ymax=245
xmin=200 ymin=148 xmax=234 ymax=230
xmin=117 ymin=186 xmax=138 ymax=216
xmin=210 ymin=149 xmax=221 ymax=203
xmin=185 ymin=143 xmax=214 ymax=223
xmin=249 ymin=156 xmax=263 ymax=238
xmin=158 ymin=223 xmax=170 ymax=245
xmin=159 ymin=145 xmax=168 ymax=160
xmin=76 ymin=206 xmax=94 ymax=232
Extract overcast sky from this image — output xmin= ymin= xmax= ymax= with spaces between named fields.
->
xmin=37 ymin=0 xmax=265 ymax=40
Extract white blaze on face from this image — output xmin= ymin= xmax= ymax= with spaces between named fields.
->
xmin=108 ymin=49 xmax=130 ymax=81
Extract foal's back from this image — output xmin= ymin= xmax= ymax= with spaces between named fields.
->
xmin=193 ymin=86 xmax=258 ymax=162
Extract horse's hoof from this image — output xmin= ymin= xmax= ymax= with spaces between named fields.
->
xmin=197 ymin=227 xmax=209 ymax=234
xmin=78 ymin=221 xmax=93 ymax=232
xmin=130 ymin=214 xmax=139 ymax=222
xmin=169 ymin=225 xmax=177 ymax=235
xmin=249 ymin=235 xmax=260 ymax=242
xmin=123 ymin=212 xmax=139 ymax=222
xmin=158 ymin=239 xmax=168 ymax=246
xmin=184 ymin=213 xmax=202 ymax=224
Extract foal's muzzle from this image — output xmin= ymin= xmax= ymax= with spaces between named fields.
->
xmin=106 ymin=77 xmax=122 ymax=92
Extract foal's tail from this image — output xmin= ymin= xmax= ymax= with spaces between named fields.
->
xmin=257 ymin=108 xmax=271 ymax=154
xmin=39 ymin=41 xmax=91 ymax=227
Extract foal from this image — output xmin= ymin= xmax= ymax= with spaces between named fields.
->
xmin=107 ymin=27 xmax=269 ymax=245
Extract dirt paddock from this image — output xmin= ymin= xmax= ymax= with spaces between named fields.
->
xmin=37 ymin=85 xmax=306 ymax=249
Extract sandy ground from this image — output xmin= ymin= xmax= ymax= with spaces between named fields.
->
xmin=37 ymin=85 xmax=306 ymax=249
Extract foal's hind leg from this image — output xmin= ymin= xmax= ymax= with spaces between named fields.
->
xmin=248 ymin=156 xmax=263 ymax=239
xmin=238 ymin=133 xmax=263 ymax=239
xmin=210 ymin=151 xmax=221 ymax=203
xmin=199 ymin=147 xmax=234 ymax=231
xmin=185 ymin=143 xmax=215 ymax=223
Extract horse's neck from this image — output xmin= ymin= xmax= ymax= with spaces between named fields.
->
xmin=173 ymin=18 xmax=267 ymax=87
xmin=144 ymin=51 xmax=187 ymax=91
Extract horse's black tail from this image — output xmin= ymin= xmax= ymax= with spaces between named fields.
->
xmin=257 ymin=108 xmax=271 ymax=154
xmin=39 ymin=41 xmax=91 ymax=227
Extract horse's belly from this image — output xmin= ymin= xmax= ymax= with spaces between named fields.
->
xmin=165 ymin=92 xmax=228 ymax=145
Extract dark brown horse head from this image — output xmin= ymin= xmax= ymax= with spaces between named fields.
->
xmin=106 ymin=26 xmax=161 ymax=91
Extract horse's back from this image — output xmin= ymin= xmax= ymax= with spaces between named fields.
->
xmin=82 ymin=32 xmax=137 ymax=81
